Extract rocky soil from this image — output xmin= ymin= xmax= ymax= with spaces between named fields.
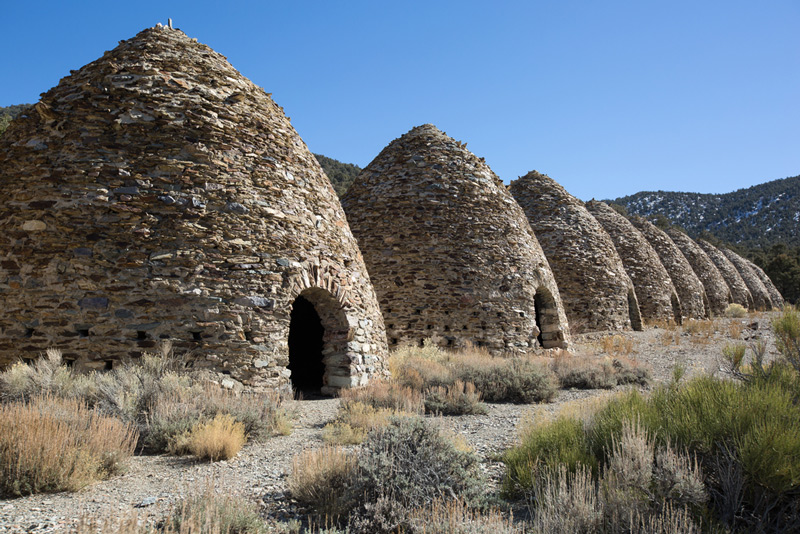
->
xmin=0 ymin=314 xmax=779 ymax=533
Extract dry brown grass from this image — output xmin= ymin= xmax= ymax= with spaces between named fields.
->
xmin=0 ymin=395 xmax=137 ymax=497
xmin=405 ymin=498 xmax=519 ymax=533
xmin=727 ymin=320 xmax=744 ymax=339
xmin=175 ymin=413 xmax=247 ymax=462
xmin=601 ymin=335 xmax=635 ymax=356
xmin=683 ymin=319 xmax=717 ymax=344
xmin=288 ymin=446 xmax=358 ymax=518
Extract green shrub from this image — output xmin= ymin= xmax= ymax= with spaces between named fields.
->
xmin=773 ymin=305 xmax=800 ymax=372
xmin=724 ymin=303 xmax=747 ymax=318
xmin=0 ymin=349 xmax=97 ymax=402
xmin=0 ymin=395 xmax=137 ymax=497
xmin=502 ymin=416 xmax=595 ymax=497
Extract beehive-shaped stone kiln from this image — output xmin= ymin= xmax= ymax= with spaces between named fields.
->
xmin=697 ymin=240 xmax=754 ymax=309
xmin=342 ymin=125 xmax=570 ymax=352
xmin=721 ymin=249 xmax=773 ymax=311
xmin=742 ymin=258 xmax=784 ymax=308
xmin=585 ymin=201 xmax=676 ymax=326
xmin=666 ymin=228 xmax=732 ymax=316
xmin=0 ymin=26 xmax=388 ymax=394
xmin=628 ymin=217 xmax=708 ymax=320
xmin=509 ymin=171 xmax=641 ymax=332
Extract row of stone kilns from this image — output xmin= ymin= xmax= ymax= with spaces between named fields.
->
xmin=0 ymin=26 xmax=784 ymax=394
xmin=342 ymin=125 xmax=784 ymax=351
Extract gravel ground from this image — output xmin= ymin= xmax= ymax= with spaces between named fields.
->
xmin=0 ymin=313 xmax=779 ymax=532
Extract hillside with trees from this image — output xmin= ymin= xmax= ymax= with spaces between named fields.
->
xmin=611 ymin=174 xmax=800 ymax=248
xmin=313 ymin=154 xmax=361 ymax=197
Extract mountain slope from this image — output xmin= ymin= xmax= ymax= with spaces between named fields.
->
xmin=611 ymin=174 xmax=800 ymax=248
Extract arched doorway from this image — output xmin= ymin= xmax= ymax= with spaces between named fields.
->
xmin=288 ymin=296 xmax=325 ymax=392
xmin=627 ymin=289 xmax=643 ymax=331
xmin=670 ymin=292 xmax=683 ymax=326
xmin=287 ymin=287 xmax=351 ymax=396
xmin=533 ymin=287 xmax=564 ymax=349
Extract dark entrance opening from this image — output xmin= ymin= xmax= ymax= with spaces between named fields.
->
xmin=288 ymin=296 xmax=326 ymax=393
xmin=533 ymin=287 xmax=564 ymax=349
xmin=671 ymin=292 xmax=683 ymax=326
xmin=627 ymin=289 xmax=643 ymax=331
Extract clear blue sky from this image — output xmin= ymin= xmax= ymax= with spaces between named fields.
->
xmin=2 ymin=1 xmax=798 ymax=200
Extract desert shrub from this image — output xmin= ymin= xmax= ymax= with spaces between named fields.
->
xmin=509 ymin=370 xmax=800 ymax=531
xmin=458 ymin=357 xmax=557 ymax=404
xmin=530 ymin=465 xmax=602 ymax=533
xmin=300 ymin=417 xmax=487 ymax=531
xmin=551 ymin=353 xmax=651 ymax=390
xmin=322 ymin=401 xmax=395 ymax=445
xmin=324 ymin=382 xmax=424 ymax=445
xmin=357 ymin=416 xmax=485 ymax=508
xmin=0 ymin=395 xmax=137 ymax=497
xmin=725 ymin=303 xmax=747 ymax=318
xmin=172 ymin=413 xmax=246 ymax=461
xmin=503 ymin=416 xmax=596 ymax=497
xmin=288 ymin=446 xmax=359 ymax=519
xmin=0 ymin=348 xmax=97 ymax=402
xmin=339 ymin=380 xmax=425 ymax=414
xmin=423 ymin=380 xmax=487 ymax=415
xmin=390 ymin=342 xmax=557 ymax=404
xmin=403 ymin=498 xmax=520 ymax=534
xmin=773 ymin=305 xmax=800 ymax=372
xmin=552 ymin=353 xmax=617 ymax=389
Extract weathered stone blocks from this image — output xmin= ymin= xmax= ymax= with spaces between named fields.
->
xmin=342 ymin=125 xmax=570 ymax=353
xmin=0 ymin=26 xmax=388 ymax=394
xmin=510 ymin=172 xmax=641 ymax=332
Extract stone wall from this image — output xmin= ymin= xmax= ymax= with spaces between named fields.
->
xmin=629 ymin=217 xmax=708 ymax=320
xmin=0 ymin=26 xmax=388 ymax=394
xmin=666 ymin=229 xmax=732 ymax=316
xmin=743 ymin=258 xmax=784 ymax=308
xmin=342 ymin=125 xmax=570 ymax=353
xmin=697 ymin=240 xmax=754 ymax=310
xmin=509 ymin=172 xmax=641 ymax=332
xmin=585 ymin=201 xmax=675 ymax=326
xmin=721 ymin=249 xmax=773 ymax=311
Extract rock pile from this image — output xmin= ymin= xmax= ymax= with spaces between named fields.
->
xmin=629 ymin=217 xmax=708 ymax=320
xmin=0 ymin=26 xmax=388 ymax=394
xmin=721 ymin=249 xmax=773 ymax=311
xmin=697 ymin=240 xmax=754 ymax=310
xmin=509 ymin=172 xmax=641 ymax=333
xmin=342 ymin=125 xmax=570 ymax=352
xmin=666 ymin=229 xmax=732 ymax=316
xmin=585 ymin=201 xmax=674 ymax=326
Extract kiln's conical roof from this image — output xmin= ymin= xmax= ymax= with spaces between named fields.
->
xmin=721 ymin=249 xmax=773 ymax=311
xmin=342 ymin=125 xmax=570 ymax=352
xmin=0 ymin=26 xmax=387 ymax=392
xmin=629 ymin=217 xmax=709 ymax=320
xmin=742 ymin=257 xmax=784 ymax=308
xmin=697 ymin=240 xmax=754 ymax=309
xmin=509 ymin=171 xmax=642 ymax=332
xmin=666 ymin=228 xmax=732 ymax=316
xmin=586 ymin=201 xmax=678 ymax=326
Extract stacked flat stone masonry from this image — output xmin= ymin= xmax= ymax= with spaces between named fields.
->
xmin=666 ymin=228 xmax=732 ymax=316
xmin=585 ymin=201 xmax=677 ymax=325
xmin=743 ymin=258 xmax=784 ymax=308
xmin=342 ymin=125 xmax=570 ymax=353
xmin=697 ymin=240 xmax=754 ymax=310
xmin=0 ymin=26 xmax=388 ymax=394
xmin=629 ymin=216 xmax=708 ymax=320
xmin=721 ymin=248 xmax=773 ymax=311
xmin=509 ymin=171 xmax=642 ymax=332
